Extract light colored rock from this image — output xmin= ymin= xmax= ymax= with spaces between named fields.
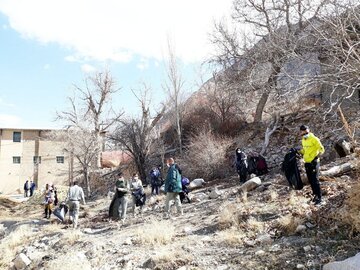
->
xmin=123 ymin=237 xmax=132 ymax=245
xmin=147 ymin=196 xmax=156 ymax=205
xmin=190 ymin=192 xmax=208 ymax=202
xmin=189 ymin=178 xmax=206 ymax=189
xmin=295 ymin=225 xmax=307 ymax=233
xmin=209 ymin=188 xmax=222 ymax=199
xmin=240 ymin=177 xmax=262 ymax=192
xmin=256 ymin=234 xmax=272 ymax=244
xmin=269 ymin=244 xmax=281 ymax=252
xmin=303 ymin=246 xmax=311 ymax=252
xmin=323 ymin=252 xmax=360 ymax=270
xmin=13 ymin=253 xmax=31 ymax=270
xmin=183 ymin=226 xmax=193 ymax=235
xmin=255 ymin=250 xmax=265 ymax=256
xmin=296 ymin=264 xmax=305 ymax=269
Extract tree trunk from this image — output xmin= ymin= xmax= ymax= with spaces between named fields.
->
xmin=84 ymin=169 xmax=91 ymax=197
xmin=254 ymin=92 xmax=269 ymax=123
xmin=176 ymin=109 xmax=182 ymax=154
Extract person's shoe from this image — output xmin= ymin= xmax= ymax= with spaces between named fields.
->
xmin=314 ymin=198 xmax=322 ymax=205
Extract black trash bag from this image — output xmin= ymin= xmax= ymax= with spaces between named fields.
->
xmin=53 ymin=203 xmax=69 ymax=222
xmin=282 ymin=148 xmax=304 ymax=190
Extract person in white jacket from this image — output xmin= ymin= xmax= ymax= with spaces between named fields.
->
xmin=66 ymin=181 xmax=86 ymax=228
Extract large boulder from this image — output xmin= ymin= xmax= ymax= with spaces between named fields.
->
xmin=323 ymin=253 xmax=360 ymax=270
xmin=189 ymin=179 xmax=206 ymax=189
xmin=240 ymin=177 xmax=262 ymax=192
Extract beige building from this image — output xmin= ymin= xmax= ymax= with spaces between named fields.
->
xmin=0 ymin=128 xmax=70 ymax=194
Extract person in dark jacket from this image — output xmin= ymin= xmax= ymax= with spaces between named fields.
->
xmin=235 ymin=148 xmax=248 ymax=183
xmin=24 ymin=180 xmax=30 ymax=197
xmin=164 ymin=158 xmax=183 ymax=218
xmin=30 ymin=180 xmax=36 ymax=197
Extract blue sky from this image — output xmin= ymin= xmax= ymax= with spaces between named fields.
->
xmin=0 ymin=0 xmax=232 ymax=129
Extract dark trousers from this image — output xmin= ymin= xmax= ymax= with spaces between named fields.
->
xmin=151 ymin=185 xmax=159 ymax=195
xmin=238 ymin=170 xmax=248 ymax=183
xmin=305 ymin=160 xmax=321 ymax=199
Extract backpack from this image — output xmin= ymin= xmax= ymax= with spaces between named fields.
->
xmin=150 ymin=169 xmax=160 ymax=178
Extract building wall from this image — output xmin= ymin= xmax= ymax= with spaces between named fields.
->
xmin=0 ymin=129 xmax=70 ymax=194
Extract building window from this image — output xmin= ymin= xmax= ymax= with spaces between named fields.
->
xmin=33 ymin=156 xmax=41 ymax=164
xmin=56 ymin=156 xmax=64 ymax=163
xmin=13 ymin=156 xmax=21 ymax=164
xmin=13 ymin=132 xmax=21 ymax=142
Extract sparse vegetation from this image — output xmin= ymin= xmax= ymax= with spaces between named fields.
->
xmin=134 ymin=219 xmax=175 ymax=245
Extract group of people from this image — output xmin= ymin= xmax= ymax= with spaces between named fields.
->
xmin=41 ymin=181 xmax=85 ymax=228
xmin=110 ymin=157 xmax=184 ymax=223
xmin=235 ymin=125 xmax=325 ymax=205
xmin=23 ymin=180 xmax=36 ymax=197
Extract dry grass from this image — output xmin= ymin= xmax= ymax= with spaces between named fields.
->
xmin=246 ymin=217 xmax=265 ymax=234
xmin=269 ymin=189 xmax=279 ymax=201
xmin=0 ymin=224 xmax=33 ymax=267
xmin=218 ymin=202 xmax=239 ymax=229
xmin=61 ymin=230 xmax=84 ymax=246
xmin=135 ymin=219 xmax=175 ymax=245
xmin=45 ymin=253 xmax=92 ymax=270
xmin=276 ymin=214 xmax=304 ymax=235
xmin=217 ymin=227 xmax=246 ymax=246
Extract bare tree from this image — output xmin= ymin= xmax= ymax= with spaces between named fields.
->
xmin=211 ymin=0 xmax=330 ymax=123
xmin=202 ymin=71 xmax=243 ymax=125
xmin=163 ymin=39 xmax=186 ymax=154
xmin=111 ymin=85 xmax=165 ymax=184
xmin=308 ymin=2 xmax=360 ymax=113
xmin=56 ymin=70 xmax=122 ymax=195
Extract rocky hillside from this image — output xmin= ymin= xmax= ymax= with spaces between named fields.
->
xmin=1 ymin=154 xmax=359 ymax=270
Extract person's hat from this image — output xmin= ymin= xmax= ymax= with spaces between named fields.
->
xmin=300 ymin=125 xmax=309 ymax=131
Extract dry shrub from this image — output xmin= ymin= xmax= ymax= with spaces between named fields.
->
xmin=0 ymin=224 xmax=33 ymax=267
xmin=179 ymin=131 xmax=232 ymax=180
xmin=135 ymin=219 xmax=175 ymax=245
xmin=218 ymin=202 xmax=239 ymax=229
xmin=276 ymin=214 xmax=304 ymax=235
xmin=217 ymin=227 xmax=246 ymax=246
xmin=246 ymin=217 xmax=265 ymax=234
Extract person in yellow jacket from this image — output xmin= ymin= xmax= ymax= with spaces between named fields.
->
xmin=299 ymin=125 xmax=325 ymax=205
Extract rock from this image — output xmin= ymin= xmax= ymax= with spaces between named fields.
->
xmin=303 ymin=246 xmax=311 ymax=252
xmin=209 ymin=188 xmax=222 ymax=199
xmin=323 ymin=252 xmax=360 ymax=270
xmin=189 ymin=178 xmax=206 ymax=189
xmin=177 ymin=267 xmax=188 ymax=270
xmin=147 ymin=196 xmax=156 ymax=205
xmin=240 ymin=177 xmax=262 ymax=192
xmin=190 ymin=192 xmax=208 ymax=202
xmin=13 ymin=253 xmax=31 ymax=270
xmin=297 ymin=264 xmax=305 ymax=269
xmin=269 ymin=244 xmax=281 ymax=252
xmin=255 ymin=250 xmax=265 ymax=256
xmin=295 ymin=225 xmax=307 ymax=233
xmin=244 ymin=240 xmax=256 ymax=247
xmin=143 ymin=258 xmax=156 ymax=269
xmin=256 ymin=234 xmax=272 ymax=244
xmin=183 ymin=226 xmax=193 ymax=235
xmin=216 ymin=265 xmax=229 ymax=270
xmin=123 ymin=238 xmax=132 ymax=245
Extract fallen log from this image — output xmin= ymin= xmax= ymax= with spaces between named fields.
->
xmin=320 ymin=162 xmax=356 ymax=177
